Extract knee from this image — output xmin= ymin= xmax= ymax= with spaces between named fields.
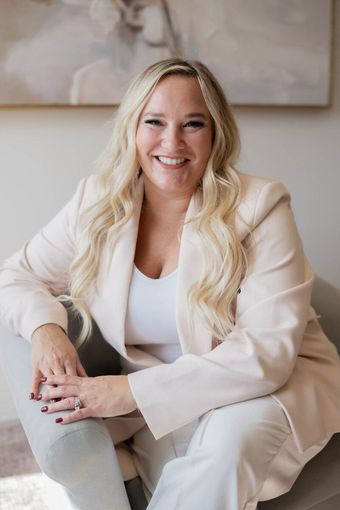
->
xmin=39 ymin=421 xmax=114 ymax=488
xmin=195 ymin=417 xmax=261 ymax=473
xmin=194 ymin=399 xmax=288 ymax=472
xmin=207 ymin=431 xmax=254 ymax=471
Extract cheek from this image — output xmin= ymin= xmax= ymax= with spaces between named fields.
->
xmin=193 ymin=132 xmax=213 ymax=162
xmin=136 ymin=127 xmax=157 ymax=157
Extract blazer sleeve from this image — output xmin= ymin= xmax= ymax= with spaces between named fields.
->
xmin=128 ymin=180 xmax=314 ymax=440
xmin=0 ymin=177 xmax=89 ymax=341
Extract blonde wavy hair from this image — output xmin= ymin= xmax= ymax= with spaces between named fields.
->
xmin=60 ymin=58 xmax=247 ymax=347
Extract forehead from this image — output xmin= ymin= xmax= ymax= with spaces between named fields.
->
xmin=142 ymin=75 xmax=209 ymax=115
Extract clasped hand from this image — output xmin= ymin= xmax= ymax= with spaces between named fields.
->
xmin=30 ymin=323 xmax=137 ymax=424
xmin=38 ymin=374 xmax=138 ymax=424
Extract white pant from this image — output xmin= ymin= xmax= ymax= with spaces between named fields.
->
xmin=127 ymin=396 xmax=328 ymax=510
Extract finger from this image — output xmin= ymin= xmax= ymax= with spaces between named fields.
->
xmin=44 ymin=367 xmax=56 ymax=383
xmin=30 ymin=369 xmax=43 ymax=400
xmin=50 ymin=362 xmax=68 ymax=376
xmin=38 ymin=374 xmax=82 ymax=402
xmin=41 ymin=396 xmax=77 ymax=414
xmin=50 ymin=398 xmax=62 ymax=404
xmin=76 ymin=358 xmax=88 ymax=377
xmin=32 ymin=365 xmax=54 ymax=397
xmin=53 ymin=366 xmax=67 ymax=375
xmin=43 ymin=374 xmax=80 ymax=387
xmin=64 ymin=359 xmax=78 ymax=376
xmin=40 ymin=384 xmax=80 ymax=402
xmin=56 ymin=408 xmax=89 ymax=425
xmin=41 ymin=368 xmax=60 ymax=402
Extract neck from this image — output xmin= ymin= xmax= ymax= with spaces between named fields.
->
xmin=142 ymin=180 xmax=194 ymax=219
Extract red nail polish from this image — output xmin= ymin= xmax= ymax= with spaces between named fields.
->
xmin=41 ymin=406 xmax=48 ymax=413
xmin=55 ymin=417 xmax=63 ymax=424
xmin=36 ymin=394 xmax=42 ymax=401
xmin=29 ymin=393 xmax=34 ymax=400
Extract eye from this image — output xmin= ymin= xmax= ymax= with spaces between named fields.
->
xmin=184 ymin=120 xmax=205 ymax=128
xmin=144 ymin=119 xmax=162 ymax=126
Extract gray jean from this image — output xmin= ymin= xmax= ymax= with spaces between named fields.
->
xmin=0 ymin=323 xmax=145 ymax=510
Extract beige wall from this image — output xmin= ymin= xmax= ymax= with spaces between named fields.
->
xmin=1 ymin=2 xmax=339 ymax=422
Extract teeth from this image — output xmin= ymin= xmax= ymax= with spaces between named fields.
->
xmin=157 ymin=156 xmax=186 ymax=165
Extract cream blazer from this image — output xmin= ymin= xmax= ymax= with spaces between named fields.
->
xmin=1 ymin=171 xmax=340 ymax=453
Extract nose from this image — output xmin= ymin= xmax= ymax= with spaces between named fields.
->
xmin=161 ymin=125 xmax=184 ymax=151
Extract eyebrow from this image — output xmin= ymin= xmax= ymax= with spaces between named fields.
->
xmin=143 ymin=112 xmax=208 ymax=119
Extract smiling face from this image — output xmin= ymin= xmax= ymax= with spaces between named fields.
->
xmin=136 ymin=75 xmax=213 ymax=199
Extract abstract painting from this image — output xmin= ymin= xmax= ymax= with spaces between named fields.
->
xmin=0 ymin=0 xmax=333 ymax=106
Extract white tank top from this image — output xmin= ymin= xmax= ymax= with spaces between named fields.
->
xmin=124 ymin=265 xmax=182 ymax=364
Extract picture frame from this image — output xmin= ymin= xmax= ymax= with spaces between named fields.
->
xmin=0 ymin=0 xmax=334 ymax=107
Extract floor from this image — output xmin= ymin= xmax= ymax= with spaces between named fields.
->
xmin=0 ymin=420 xmax=48 ymax=510
xmin=0 ymin=420 xmax=40 ymax=478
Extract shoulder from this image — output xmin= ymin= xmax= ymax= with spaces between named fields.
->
xmin=61 ymin=173 xmax=104 ymax=237
xmin=237 ymin=170 xmax=291 ymax=224
xmin=235 ymin=170 xmax=292 ymax=238
xmin=73 ymin=173 xmax=104 ymax=213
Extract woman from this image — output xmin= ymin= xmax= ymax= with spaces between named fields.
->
xmin=1 ymin=58 xmax=340 ymax=510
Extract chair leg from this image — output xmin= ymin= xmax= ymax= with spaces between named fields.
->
xmin=125 ymin=477 xmax=148 ymax=510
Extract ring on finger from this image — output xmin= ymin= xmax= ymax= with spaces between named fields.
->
xmin=74 ymin=396 xmax=83 ymax=411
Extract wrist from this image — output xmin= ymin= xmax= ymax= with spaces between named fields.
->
xmin=31 ymin=323 xmax=65 ymax=341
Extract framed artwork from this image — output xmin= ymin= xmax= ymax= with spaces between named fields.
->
xmin=0 ymin=0 xmax=333 ymax=106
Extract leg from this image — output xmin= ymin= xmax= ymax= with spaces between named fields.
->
xmin=0 ymin=325 xmax=131 ymax=510
xmin=130 ymin=415 xmax=199 ymax=504
xmin=132 ymin=396 xmax=296 ymax=510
